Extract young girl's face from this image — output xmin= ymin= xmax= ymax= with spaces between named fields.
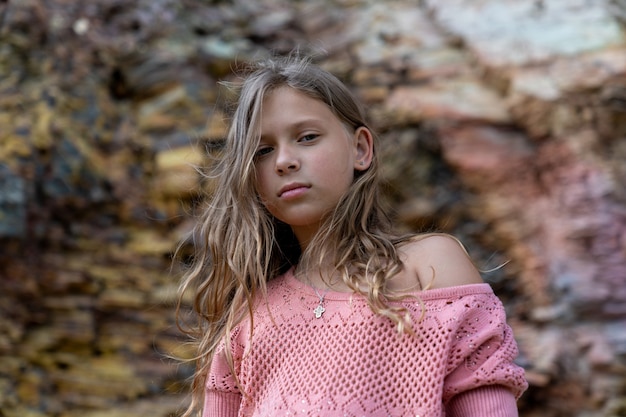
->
xmin=254 ymin=86 xmax=372 ymax=246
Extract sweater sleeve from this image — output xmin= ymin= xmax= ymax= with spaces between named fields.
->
xmin=445 ymin=385 xmax=519 ymax=417
xmin=203 ymin=391 xmax=241 ymax=417
xmin=203 ymin=328 xmax=244 ymax=417
xmin=442 ymin=291 xmax=527 ymax=414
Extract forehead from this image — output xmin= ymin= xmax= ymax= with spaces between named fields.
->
xmin=258 ymin=87 xmax=337 ymax=129
xmin=262 ymin=86 xmax=324 ymax=110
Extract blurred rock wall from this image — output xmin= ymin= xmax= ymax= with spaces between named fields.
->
xmin=0 ymin=0 xmax=625 ymax=416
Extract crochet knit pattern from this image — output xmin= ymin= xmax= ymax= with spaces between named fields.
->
xmin=205 ymin=268 xmax=528 ymax=417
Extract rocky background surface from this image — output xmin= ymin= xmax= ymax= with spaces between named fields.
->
xmin=1 ymin=0 xmax=625 ymax=416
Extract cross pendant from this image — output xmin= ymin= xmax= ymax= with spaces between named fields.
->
xmin=313 ymin=303 xmax=326 ymax=319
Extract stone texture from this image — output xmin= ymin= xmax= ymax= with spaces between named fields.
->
xmin=1 ymin=0 xmax=625 ymax=416
xmin=424 ymin=0 xmax=625 ymax=68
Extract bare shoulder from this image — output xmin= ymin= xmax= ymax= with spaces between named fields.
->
xmin=399 ymin=234 xmax=483 ymax=290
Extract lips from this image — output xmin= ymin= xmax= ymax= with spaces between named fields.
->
xmin=278 ymin=182 xmax=310 ymax=198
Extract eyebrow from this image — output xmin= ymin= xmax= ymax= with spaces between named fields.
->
xmin=280 ymin=118 xmax=327 ymax=132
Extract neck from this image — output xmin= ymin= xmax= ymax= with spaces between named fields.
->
xmin=291 ymin=223 xmax=321 ymax=253
xmin=294 ymin=263 xmax=353 ymax=293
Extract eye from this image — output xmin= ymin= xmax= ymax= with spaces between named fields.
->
xmin=255 ymin=146 xmax=273 ymax=158
xmin=298 ymin=134 xmax=318 ymax=143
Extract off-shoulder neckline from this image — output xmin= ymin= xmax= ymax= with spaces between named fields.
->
xmin=279 ymin=266 xmax=494 ymax=302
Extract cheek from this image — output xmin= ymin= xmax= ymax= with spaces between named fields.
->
xmin=318 ymin=153 xmax=354 ymax=179
xmin=254 ymin=168 xmax=272 ymax=200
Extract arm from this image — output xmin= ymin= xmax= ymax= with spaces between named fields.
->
xmin=203 ymin=334 xmax=243 ymax=417
xmin=442 ymin=292 xmax=527 ymax=416
xmin=407 ymin=235 xmax=527 ymax=414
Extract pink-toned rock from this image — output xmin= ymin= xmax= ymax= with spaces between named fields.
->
xmin=442 ymin=129 xmax=626 ymax=318
xmin=385 ymin=79 xmax=511 ymax=125
xmin=439 ymin=125 xmax=534 ymax=187
xmin=508 ymin=48 xmax=626 ymax=100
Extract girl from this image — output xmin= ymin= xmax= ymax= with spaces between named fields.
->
xmin=178 ymin=55 xmax=528 ymax=417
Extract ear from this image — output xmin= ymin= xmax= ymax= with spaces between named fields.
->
xmin=353 ymin=126 xmax=374 ymax=171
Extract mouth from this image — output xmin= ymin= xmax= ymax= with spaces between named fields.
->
xmin=278 ymin=183 xmax=310 ymax=198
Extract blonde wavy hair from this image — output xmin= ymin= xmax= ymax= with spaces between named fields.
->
xmin=176 ymin=55 xmax=418 ymax=416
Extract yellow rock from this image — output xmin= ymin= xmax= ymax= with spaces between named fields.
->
xmin=2 ymin=408 xmax=48 ymax=417
xmin=0 ymin=134 xmax=32 ymax=163
xmin=32 ymin=102 xmax=54 ymax=149
xmin=203 ymin=110 xmax=229 ymax=140
xmin=98 ymin=288 xmax=146 ymax=309
xmin=154 ymin=145 xmax=204 ymax=199
xmin=126 ymin=228 xmax=175 ymax=256
xmin=17 ymin=371 xmax=42 ymax=406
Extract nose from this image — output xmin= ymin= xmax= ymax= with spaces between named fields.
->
xmin=275 ymin=146 xmax=300 ymax=174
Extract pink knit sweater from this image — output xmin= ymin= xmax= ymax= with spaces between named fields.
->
xmin=204 ymin=268 xmax=528 ymax=417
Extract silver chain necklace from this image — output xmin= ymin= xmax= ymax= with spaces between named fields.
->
xmin=312 ymin=286 xmax=330 ymax=319
xmin=295 ymin=266 xmax=332 ymax=319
